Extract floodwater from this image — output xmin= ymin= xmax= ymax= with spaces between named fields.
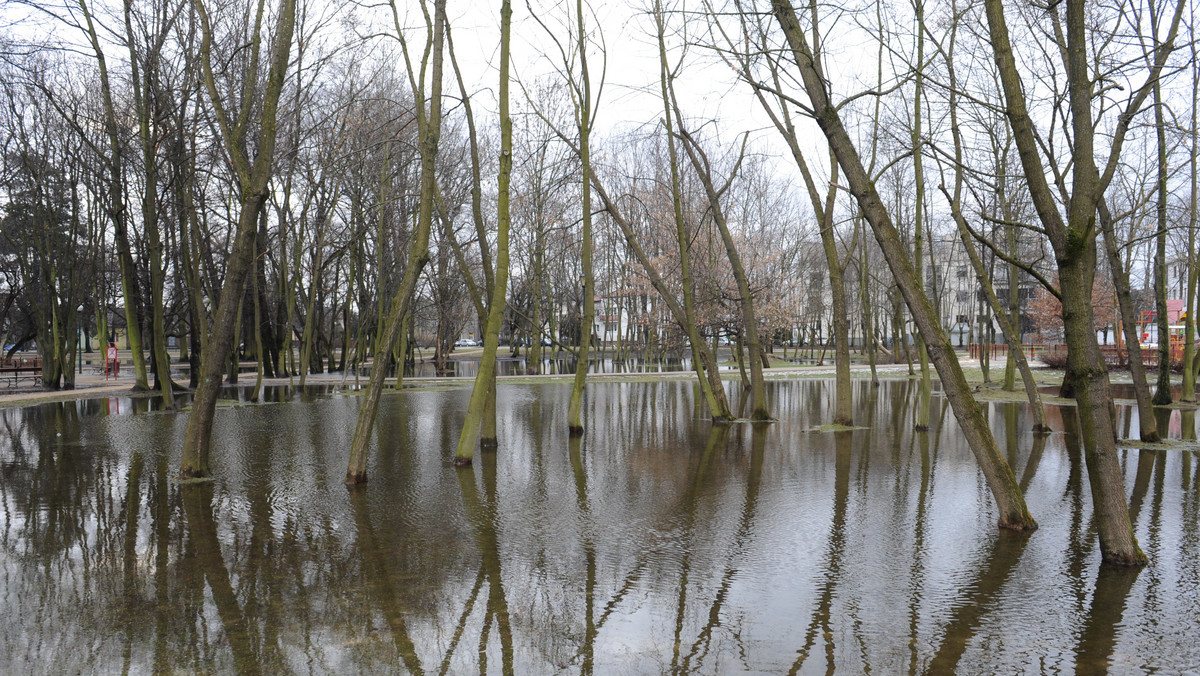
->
xmin=2 ymin=379 xmax=1198 ymax=674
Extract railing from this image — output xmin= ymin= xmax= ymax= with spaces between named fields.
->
xmin=967 ymin=343 xmax=1050 ymax=360
xmin=1042 ymin=344 xmax=1189 ymax=367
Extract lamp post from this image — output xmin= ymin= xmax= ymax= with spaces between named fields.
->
xmin=78 ymin=304 xmax=85 ymax=375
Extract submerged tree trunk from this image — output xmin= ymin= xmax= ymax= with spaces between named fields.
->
xmin=1099 ymin=200 xmax=1160 ymax=442
xmin=454 ymin=0 xmax=512 ymax=466
xmin=1151 ymin=75 xmax=1173 ymax=406
xmin=750 ymin=8 xmax=852 ymax=422
xmin=1184 ymin=30 xmax=1199 ymax=404
xmin=590 ymin=174 xmax=732 ymax=422
xmin=981 ymin=0 xmax=1183 ymax=563
xmin=180 ymin=0 xmax=297 ymax=480
xmin=859 ymin=219 xmax=879 ymax=388
xmin=909 ymin=0 xmax=932 ymax=432
xmin=945 ymin=197 xmax=1048 ymax=432
xmin=122 ymin=0 xmax=174 ymax=409
xmin=568 ymin=0 xmax=597 ymax=436
xmin=671 ymin=123 xmax=770 ymax=419
xmin=1002 ymin=195 xmax=1020 ymax=393
xmin=451 ymin=0 xmax=506 ymax=465
xmin=772 ymin=0 xmax=1035 ymax=531
xmin=647 ymin=1 xmax=735 ymax=424
xmin=345 ymin=0 xmax=444 ymax=483
xmin=938 ymin=26 xmax=1048 ymax=432
xmin=1059 ymin=251 xmax=1144 ymax=564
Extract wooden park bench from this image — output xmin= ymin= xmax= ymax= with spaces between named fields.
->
xmin=0 ymin=357 xmax=43 ymax=388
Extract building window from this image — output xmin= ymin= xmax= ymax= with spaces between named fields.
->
xmin=956 ymin=291 xmax=969 ymax=303
xmin=957 ymin=265 xmax=968 ymax=278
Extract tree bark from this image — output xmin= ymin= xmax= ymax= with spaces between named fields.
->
xmin=180 ymin=0 xmax=297 ymax=479
xmin=78 ymin=0 xmax=149 ymax=391
xmin=772 ymin=0 xmax=1035 ymax=530
xmin=981 ymin=0 xmax=1183 ymax=563
xmin=1184 ymin=27 xmax=1199 ymax=403
xmin=454 ymin=0 xmax=512 ymax=465
xmin=1099 ymin=200 xmax=1161 ymax=441
xmin=568 ymin=0 xmax=597 ymax=435
xmin=345 ymin=0 xmax=444 ymax=483
xmin=1151 ymin=76 xmax=1173 ymax=405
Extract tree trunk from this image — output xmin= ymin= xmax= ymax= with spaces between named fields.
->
xmin=981 ymin=0 xmax=1183 ymax=562
xmin=346 ymin=0 xmax=444 ymax=483
xmin=455 ymin=0 xmax=512 ymax=465
xmin=910 ymin=0 xmax=932 ymax=432
xmin=1059 ymin=251 xmax=1145 ymax=564
xmin=180 ymin=0 xmax=297 ymax=480
xmin=939 ymin=35 xmax=1048 ymax=432
xmin=1099 ymin=200 xmax=1160 ymax=441
xmin=78 ymin=0 xmax=149 ymax=391
xmin=586 ymin=150 xmax=732 ymax=423
xmin=1151 ymin=77 xmax=1173 ymax=406
xmin=772 ymin=0 xmax=1035 ymax=530
xmin=180 ymin=194 xmax=266 ymax=478
xmin=1184 ymin=28 xmax=1199 ymax=403
xmin=568 ymin=0 xmax=597 ymax=435
xmin=123 ymin=0 xmax=173 ymax=408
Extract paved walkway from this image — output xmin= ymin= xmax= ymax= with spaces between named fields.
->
xmin=0 ymin=356 xmax=998 ymax=409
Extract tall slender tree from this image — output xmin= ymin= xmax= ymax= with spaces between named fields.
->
xmin=454 ymin=0 xmax=512 ymax=465
xmin=764 ymin=0 xmax=1036 ymax=531
xmin=179 ymin=0 xmax=297 ymax=479
xmin=346 ymin=0 xmax=445 ymax=483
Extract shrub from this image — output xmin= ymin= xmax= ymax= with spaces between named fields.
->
xmin=1039 ymin=350 xmax=1068 ymax=368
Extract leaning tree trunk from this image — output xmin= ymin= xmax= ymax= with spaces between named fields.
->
xmin=772 ymin=0 xmax=1035 ymax=530
xmin=586 ymin=148 xmax=732 ymax=423
xmin=180 ymin=194 xmax=267 ymax=478
xmin=346 ymin=0 xmax=444 ymax=483
xmin=1099 ymin=200 xmax=1160 ymax=441
xmin=939 ymin=40 xmax=1048 ymax=432
xmin=180 ymin=0 xmax=297 ymax=480
xmin=946 ymin=200 xmax=1049 ymax=432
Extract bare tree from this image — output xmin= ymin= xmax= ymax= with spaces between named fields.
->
xmin=180 ymin=0 xmax=297 ymax=479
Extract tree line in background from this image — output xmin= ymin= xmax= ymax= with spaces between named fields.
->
xmin=1 ymin=0 xmax=1198 ymax=565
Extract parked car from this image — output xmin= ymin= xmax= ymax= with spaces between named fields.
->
xmin=454 ymin=338 xmax=479 ymax=347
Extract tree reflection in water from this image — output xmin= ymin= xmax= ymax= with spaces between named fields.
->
xmin=2 ymin=381 xmax=1199 ymax=672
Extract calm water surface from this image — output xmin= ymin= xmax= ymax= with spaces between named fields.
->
xmin=2 ymin=379 xmax=1198 ymax=674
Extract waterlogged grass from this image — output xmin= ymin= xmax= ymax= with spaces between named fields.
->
xmin=1117 ymin=438 xmax=1200 ymax=452
xmin=956 ymin=365 xmax=1066 ymax=387
xmin=967 ymin=388 xmax=1032 ymax=403
xmin=804 ymin=424 xmax=871 ymax=433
